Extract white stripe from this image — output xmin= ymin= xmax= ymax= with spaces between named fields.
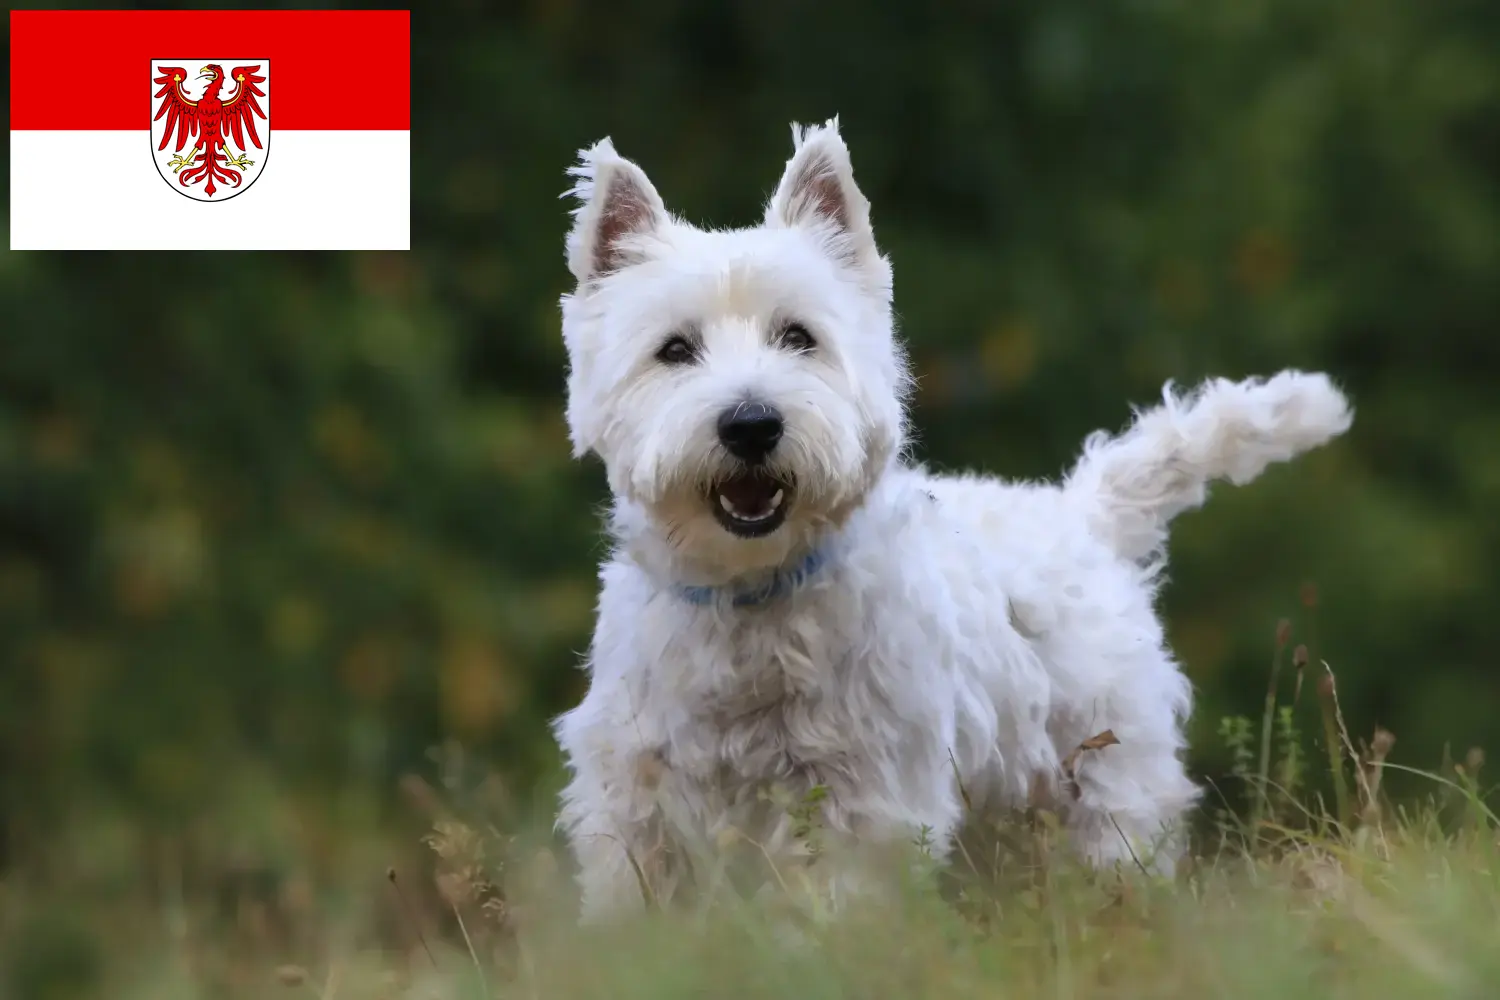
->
xmin=9 ymin=130 xmax=409 ymax=250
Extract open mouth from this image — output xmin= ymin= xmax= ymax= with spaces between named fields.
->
xmin=710 ymin=470 xmax=791 ymax=538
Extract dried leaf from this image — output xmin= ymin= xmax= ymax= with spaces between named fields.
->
xmin=1060 ymin=729 xmax=1121 ymax=799
xmin=1079 ymin=730 xmax=1121 ymax=753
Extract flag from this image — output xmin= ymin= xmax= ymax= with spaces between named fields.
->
xmin=9 ymin=9 xmax=410 ymax=250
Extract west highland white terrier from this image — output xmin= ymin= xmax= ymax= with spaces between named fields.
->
xmin=550 ymin=118 xmax=1353 ymax=921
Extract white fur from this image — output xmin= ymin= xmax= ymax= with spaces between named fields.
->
xmin=551 ymin=118 xmax=1354 ymax=921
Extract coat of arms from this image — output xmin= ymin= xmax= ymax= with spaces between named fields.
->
xmin=151 ymin=60 xmax=270 ymax=200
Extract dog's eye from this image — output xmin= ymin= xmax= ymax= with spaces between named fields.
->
xmin=656 ymin=335 xmax=698 ymax=366
xmin=778 ymin=323 xmax=817 ymax=353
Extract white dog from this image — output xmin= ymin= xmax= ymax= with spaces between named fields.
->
xmin=550 ymin=118 xmax=1352 ymax=921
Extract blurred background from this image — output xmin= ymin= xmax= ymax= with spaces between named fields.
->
xmin=2 ymin=0 xmax=1499 ymax=988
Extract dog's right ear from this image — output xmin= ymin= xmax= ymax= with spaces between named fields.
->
xmin=563 ymin=138 xmax=668 ymax=284
xmin=765 ymin=117 xmax=884 ymax=282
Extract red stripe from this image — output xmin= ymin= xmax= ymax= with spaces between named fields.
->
xmin=10 ymin=9 xmax=409 ymax=130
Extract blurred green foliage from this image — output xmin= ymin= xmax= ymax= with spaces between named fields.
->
xmin=2 ymin=0 xmax=1499 ymax=864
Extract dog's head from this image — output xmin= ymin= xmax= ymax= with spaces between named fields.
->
xmin=559 ymin=119 xmax=908 ymax=578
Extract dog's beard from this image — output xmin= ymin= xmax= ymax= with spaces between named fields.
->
xmin=612 ymin=415 xmax=897 ymax=580
xmin=651 ymin=455 xmax=804 ymax=542
xmin=639 ymin=449 xmax=867 ymax=575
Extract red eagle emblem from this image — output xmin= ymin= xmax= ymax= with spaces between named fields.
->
xmin=151 ymin=60 xmax=270 ymax=200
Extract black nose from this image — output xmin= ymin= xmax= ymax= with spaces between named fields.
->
xmin=717 ymin=402 xmax=784 ymax=463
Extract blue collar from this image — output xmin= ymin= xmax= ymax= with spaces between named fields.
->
xmin=676 ymin=546 xmax=832 ymax=608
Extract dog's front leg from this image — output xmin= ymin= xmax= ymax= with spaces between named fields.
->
xmin=556 ymin=742 xmax=700 ymax=922
xmin=562 ymin=792 xmax=689 ymax=923
xmin=753 ymin=794 xmax=959 ymax=922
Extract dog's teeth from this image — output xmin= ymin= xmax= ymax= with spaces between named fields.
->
xmin=717 ymin=488 xmax=785 ymax=523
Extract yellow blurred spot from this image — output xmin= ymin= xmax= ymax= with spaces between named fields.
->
xmin=30 ymin=412 xmax=83 ymax=467
xmin=1152 ymin=258 xmax=1206 ymax=320
xmin=486 ymin=405 xmax=572 ymax=478
xmin=1234 ymin=229 xmax=1292 ymax=297
xmin=458 ymin=253 xmax=511 ymax=304
xmin=32 ymin=635 xmax=110 ymax=747
xmin=440 ymin=634 xmax=519 ymax=735
xmin=130 ymin=439 xmax=187 ymax=496
xmin=332 ymin=515 xmax=402 ymax=567
xmin=268 ymin=595 xmax=324 ymax=656
xmin=340 ymin=633 xmax=400 ymax=703
xmin=114 ymin=561 xmax=171 ymax=620
xmin=354 ymin=251 xmax=422 ymax=300
xmin=446 ymin=158 xmax=502 ymax=214
xmin=312 ymin=404 xmax=389 ymax=484
xmin=538 ymin=407 xmax=573 ymax=454
xmin=0 ymin=557 xmax=43 ymax=613
xmin=915 ymin=356 xmax=953 ymax=406
xmin=1172 ymin=617 xmax=1231 ymax=679
xmin=978 ymin=320 xmax=1039 ymax=390
xmin=110 ymin=507 xmax=206 ymax=620
xmin=137 ymin=744 xmax=203 ymax=801
xmin=533 ymin=578 xmax=595 ymax=636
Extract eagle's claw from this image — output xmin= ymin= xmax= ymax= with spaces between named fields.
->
xmin=166 ymin=152 xmax=195 ymax=173
xmin=223 ymin=150 xmax=254 ymax=170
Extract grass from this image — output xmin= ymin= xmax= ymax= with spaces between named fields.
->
xmin=3 ymin=612 xmax=1498 ymax=1000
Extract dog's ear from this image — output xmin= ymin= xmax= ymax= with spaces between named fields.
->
xmin=765 ymin=117 xmax=882 ymax=275
xmin=563 ymin=138 xmax=668 ymax=283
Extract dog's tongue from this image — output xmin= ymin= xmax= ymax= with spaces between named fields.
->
xmin=719 ymin=474 xmax=777 ymax=516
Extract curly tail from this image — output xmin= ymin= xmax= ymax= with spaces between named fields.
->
xmin=1064 ymin=370 xmax=1353 ymax=566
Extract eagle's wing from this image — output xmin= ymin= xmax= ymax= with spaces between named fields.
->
xmin=220 ymin=65 xmax=268 ymax=152
xmin=152 ymin=66 xmax=199 ymax=152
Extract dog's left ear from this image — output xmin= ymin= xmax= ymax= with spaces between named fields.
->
xmin=766 ymin=117 xmax=884 ymax=279
xmin=563 ymin=138 xmax=668 ymax=284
